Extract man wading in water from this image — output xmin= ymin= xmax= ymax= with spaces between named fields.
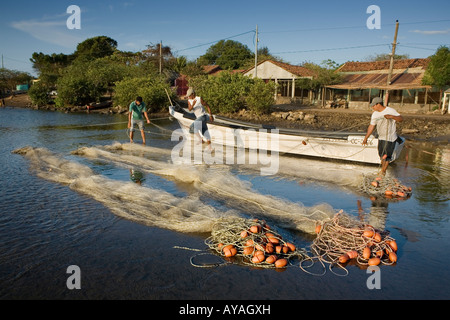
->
xmin=128 ymin=96 xmax=151 ymax=145
xmin=363 ymin=97 xmax=403 ymax=175
xmin=186 ymin=88 xmax=214 ymax=149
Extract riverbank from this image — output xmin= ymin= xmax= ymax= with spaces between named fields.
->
xmin=4 ymin=94 xmax=449 ymax=143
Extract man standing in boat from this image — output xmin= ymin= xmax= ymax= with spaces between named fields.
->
xmin=186 ymin=88 xmax=214 ymax=146
xmin=362 ymin=97 xmax=403 ymax=175
xmin=128 ymin=96 xmax=151 ymax=145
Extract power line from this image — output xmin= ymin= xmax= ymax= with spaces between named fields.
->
xmin=173 ymin=30 xmax=255 ymax=54
xmin=272 ymin=44 xmax=390 ymax=55
xmin=260 ymin=19 xmax=450 ymax=35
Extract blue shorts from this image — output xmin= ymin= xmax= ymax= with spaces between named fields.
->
xmin=130 ymin=119 xmax=145 ymax=132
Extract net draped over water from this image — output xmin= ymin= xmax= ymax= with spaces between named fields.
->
xmin=14 ymin=143 xmax=400 ymax=274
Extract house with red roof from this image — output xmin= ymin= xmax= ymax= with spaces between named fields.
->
xmin=326 ymin=58 xmax=442 ymax=112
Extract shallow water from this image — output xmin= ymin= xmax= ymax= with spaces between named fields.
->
xmin=0 ymin=107 xmax=449 ymax=300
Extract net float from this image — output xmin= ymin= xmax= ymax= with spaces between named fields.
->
xmin=243 ymin=246 xmax=254 ymax=255
xmin=315 ymin=225 xmax=322 ymax=234
xmin=347 ymin=250 xmax=358 ymax=259
xmin=368 ymin=257 xmax=381 ymax=266
xmin=267 ymin=237 xmax=280 ymax=244
xmin=245 ymin=239 xmax=254 ymax=247
xmin=275 ymin=258 xmax=288 ymax=268
xmin=265 ymin=255 xmax=277 ymax=264
xmin=252 ymin=254 xmax=265 ymax=264
xmin=282 ymin=246 xmax=289 ymax=254
xmin=223 ymin=246 xmax=237 ymax=257
xmin=363 ymin=247 xmax=371 ymax=260
xmin=387 ymin=240 xmax=398 ymax=252
xmin=249 ymin=225 xmax=260 ymax=234
xmin=339 ymin=254 xmax=350 ymax=264
xmin=371 ymin=181 xmax=379 ymax=188
xmin=388 ymin=251 xmax=398 ymax=263
xmin=275 ymin=246 xmax=282 ymax=253
xmin=363 ymin=230 xmax=374 ymax=238
xmin=376 ymin=250 xmax=384 ymax=258
xmin=374 ymin=233 xmax=382 ymax=242
xmin=397 ymin=191 xmax=406 ymax=197
xmin=385 ymin=190 xmax=393 ymax=196
xmin=240 ymin=230 xmax=249 ymax=238
xmin=286 ymin=243 xmax=296 ymax=252
xmin=265 ymin=243 xmax=274 ymax=253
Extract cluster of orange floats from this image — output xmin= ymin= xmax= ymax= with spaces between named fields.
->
xmin=312 ymin=213 xmax=399 ymax=268
xmin=336 ymin=229 xmax=398 ymax=266
xmin=210 ymin=218 xmax=304 ymax=269
xmin=366 ymin=175 xmax=412 ymax=200
xmin=208 ymin=213 xmax=400 ymax=272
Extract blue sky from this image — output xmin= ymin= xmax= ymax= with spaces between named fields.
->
xmin=1 ymin=0 xmax=449 ymax=76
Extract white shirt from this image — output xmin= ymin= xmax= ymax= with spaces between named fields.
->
xmin=188 ymin=96 xmax=206 ymax=118
xmin=370 ymin=107 xmax=400 ymax=142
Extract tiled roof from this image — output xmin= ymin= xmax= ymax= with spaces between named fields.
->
xmin=267 ymin=60 xmax=317 ymax=77
xmin=328 ymin=58 xmax=431 ymax=89
xmin=337 ymin=58 xmax=429 ymax=72
xmin=244 ymin=60 xmax=317 ymax=78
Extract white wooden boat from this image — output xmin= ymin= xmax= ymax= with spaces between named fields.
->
xmin=169 ymin=105 xmax=405 ymax=165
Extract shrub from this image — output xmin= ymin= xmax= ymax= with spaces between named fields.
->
xmin=28 ymin=81 xmax=50 ymax=107
xmin=246 ymin=79 xmax=276 ymax=114
xmin=188 ymin=72 xmax=275 ymax=114
xmin=114 ymin=76 xmax=173 ymax=113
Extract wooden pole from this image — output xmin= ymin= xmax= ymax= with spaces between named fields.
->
xmin=254 ymin=25 xmax=259 ymax=78
xmin=160 ymin=41 xmax=163 ymax=74
xmin=386 ymin=20 xmax=399 ymax=106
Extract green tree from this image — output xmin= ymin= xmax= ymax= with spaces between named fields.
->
xmin=0 ymin=68 xmax=33 ymax=95
xmin=114 ymin=76 xmax=174 ymax=112
xmin=74 ymin=36 xmax=118 ymax=61
xmin=422 ymin=46 xmax=450 ymax=107
xmin=198 ymin=40 xmax=253 ymax=70
xmin=30 ymin=52 xmax=73 ymax=87
xmin=28 ymin=80 xmax=50 ymax=106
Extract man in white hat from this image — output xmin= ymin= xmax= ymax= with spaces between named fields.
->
xmin=363 ymin=97 xmax=403 ymax=174
xmin=186 ymin=88 xmax=214 ymax=146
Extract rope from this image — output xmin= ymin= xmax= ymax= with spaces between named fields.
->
xmin=310 ymin=212 xmax=398 ymax=275
xmin=358 ymin=173 xmax=412 ymax=199
xmin=204 ymin=217 xmax=309 ymax=269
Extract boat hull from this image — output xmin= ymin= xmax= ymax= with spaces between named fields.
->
xmin=169 ymin=106 xmax=404 ymax=165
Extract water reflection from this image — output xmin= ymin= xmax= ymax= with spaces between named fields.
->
xmin=130 ymin=169 xmax=146 ymax=185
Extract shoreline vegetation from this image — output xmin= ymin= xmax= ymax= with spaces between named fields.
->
xmin=3 ymin=93 xmax=449 ymax=143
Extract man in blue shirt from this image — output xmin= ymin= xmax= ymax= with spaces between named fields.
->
xmin=128 ymin=96 xmax=151 ymax=144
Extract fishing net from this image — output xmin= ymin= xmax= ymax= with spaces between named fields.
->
xmin=310 ymin=211 xmax=398 ymax=273
xmin=204 ymin=217 xmax=309 ymax=269
xmin=358 ymin=173 xmax=412 ymax=200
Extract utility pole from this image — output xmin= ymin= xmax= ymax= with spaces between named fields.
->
xmin=385 ymin=20 xmax=399 ymax=106
xmin=387 ymin=20 xmax=399 ymax=86
xmin=159 ymin=41 xmax=163 ymax=74
xmin=254 ymin=25 xmax=259 ymax=78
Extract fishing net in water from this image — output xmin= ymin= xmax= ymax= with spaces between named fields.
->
xmin=310 ymin=211 xmax=398 ymax=273
xmin=204 ymin=217 xmax=309 ymax=269
xmin=358 ymin=173 xmax=412 ymax=200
